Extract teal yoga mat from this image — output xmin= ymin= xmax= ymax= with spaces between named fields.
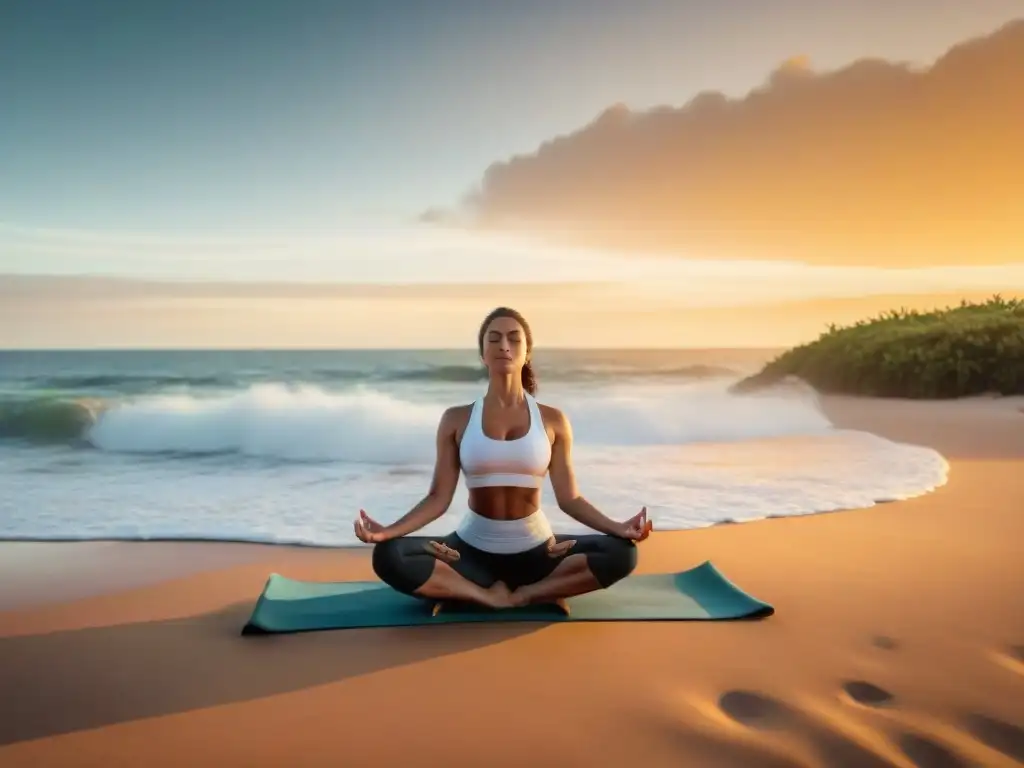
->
xmin=241 ymin=561 xmax=773 ymax=634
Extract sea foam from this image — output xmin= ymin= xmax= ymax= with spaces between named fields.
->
xmin=86 ymin=380 xmax=833 ymax=462
xmin=0 ymin=379 xmax=949 ymax=547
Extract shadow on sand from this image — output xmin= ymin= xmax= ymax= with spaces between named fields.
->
xmin=0 ymin=601 xmax=541 ymax=745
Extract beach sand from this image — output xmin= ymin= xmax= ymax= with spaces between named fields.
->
xmin=1 ymin=396 xmax=1022 ymax=767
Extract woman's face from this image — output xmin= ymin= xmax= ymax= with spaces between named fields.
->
xmin=481 ymin=315 xmax=528 ymax=374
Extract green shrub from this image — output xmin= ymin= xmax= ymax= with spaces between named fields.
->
xmin=733 ymin=295 xmax=1024 ymax=398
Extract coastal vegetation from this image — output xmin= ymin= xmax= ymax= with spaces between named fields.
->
xmin=733 ymin=295 xmax=1024 ymax=398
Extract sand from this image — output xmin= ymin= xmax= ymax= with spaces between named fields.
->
xmin=1 ymin=396 xmax=1022 ymax=767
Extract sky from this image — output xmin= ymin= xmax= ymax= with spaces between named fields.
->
xmin=2 ymin=0 xmax=1021 ymax=229
xmin=5 ymin=276 xmax=1020 ymax=349
xmin=2 ymin=0 xmax=1022 ymax=347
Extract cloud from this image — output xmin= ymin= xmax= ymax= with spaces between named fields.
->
xmin=0 ymin=273 xmax=606 ymax=302
xmin=0 ymin=220 xmax=704 ymax=285
xmin=8 ymin=257 xmax=1024 ymax=310
xmin=440 ymin=20 xmax=1024 ymax=268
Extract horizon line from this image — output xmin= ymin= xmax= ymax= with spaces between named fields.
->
xmin=0 ymin=345 xmax=786 ymax=353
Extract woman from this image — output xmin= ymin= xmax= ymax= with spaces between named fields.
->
xmin=354 ymin=306 xmax=652 ymax=612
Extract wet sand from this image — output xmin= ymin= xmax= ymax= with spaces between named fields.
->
xmin=1 ymin=395 xmax=1022 ymax=767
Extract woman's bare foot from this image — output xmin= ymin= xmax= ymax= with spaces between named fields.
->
xmin=431 ymin=581 xmax=513 ymax=613
xmin=483 ymin=581 xmax=514 ymax=609
xmin=508 ymin=586 xmax=530 ymax=608
xmin=509 ymin=588 xmax=570 ymax=614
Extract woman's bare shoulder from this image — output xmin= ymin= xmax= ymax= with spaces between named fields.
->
xmin=537 ymin=402 xmax=570 ymax=434
xmin=439 ymin=403 xmax=474 ymax=436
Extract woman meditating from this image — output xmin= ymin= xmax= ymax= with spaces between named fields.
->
xmin=354 ymin=306 xmax=652 ymax=611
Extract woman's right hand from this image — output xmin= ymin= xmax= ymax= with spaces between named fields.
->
xmin=354 ymin=509 xmax=390 ymax=544
xmin=616 ymin=507 xmax=653 ymax=542
xmin=425 ymin=540 xmax=461 ymax=564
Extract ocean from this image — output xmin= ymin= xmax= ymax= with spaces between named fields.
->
xmin=0 ymin=349 xmax=948 ymax=547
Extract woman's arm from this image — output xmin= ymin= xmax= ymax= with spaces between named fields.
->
xmin=379 ymin=406 xmax=464 ymax=540
xmin=545 ymin=406 xmax=629 ymax=537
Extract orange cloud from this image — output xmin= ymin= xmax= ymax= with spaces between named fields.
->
xmin=438 ymin=20 xmax=1024 ymax=268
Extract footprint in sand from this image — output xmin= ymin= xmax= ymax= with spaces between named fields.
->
xmin=898 ymin=733 xmax=971 ymax=768
xmin=717 ymin=690 xmax=893 ymax=767
xmin=991 ymin=644 xmax=1024 ymax=675
xmin=841 ymin=680 xmax=895 ymax=708
xmin=963 ymin=713 xmax=1024 ymax=764
xmin=717 ymin=690 xmax=797 ymax=730
xmin=872 ymin=635 xmax=899 ymax=651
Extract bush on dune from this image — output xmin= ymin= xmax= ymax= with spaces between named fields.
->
xmin=733 ymin=295 xmax=1024 ymax=398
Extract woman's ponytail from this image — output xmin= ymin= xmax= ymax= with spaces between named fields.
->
xmin=521 ymin=359 xmax=538 ymax=396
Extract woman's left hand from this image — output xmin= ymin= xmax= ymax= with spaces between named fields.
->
xmin=617 ymin=507 xmax=653 ymax=542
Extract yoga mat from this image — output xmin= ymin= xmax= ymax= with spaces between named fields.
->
xmin=241 ymin=560 xmax=773 ymax=635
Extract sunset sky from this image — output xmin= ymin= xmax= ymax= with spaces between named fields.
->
xmin=2 ymin=1 xmax=1022 ymax=347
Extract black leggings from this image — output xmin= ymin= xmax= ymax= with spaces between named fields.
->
xmin=372 ymin=532 xmax=637 ymax=597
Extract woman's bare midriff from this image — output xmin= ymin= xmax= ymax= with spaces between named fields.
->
xmin=467 ymin=486 xmax=542 ymax=521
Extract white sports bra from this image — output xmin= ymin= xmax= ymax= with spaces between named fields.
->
xmin=458 ymin=392 xmax=552 ymax=489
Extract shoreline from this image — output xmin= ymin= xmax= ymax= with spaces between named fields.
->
xmin=1 ymin=394 xmax=1022 ymax=766
xmin=5 ymin=393 xmax=1020 ymax=611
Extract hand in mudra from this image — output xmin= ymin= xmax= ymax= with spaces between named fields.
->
xmin=353 ymin=509 xmax=389 ymax=544
xmin=619 ymin=507 xmax=653 ymax=542
xmin=426 ymin=540 xmax=461 ymax=563
xmin=546 ymin=538 xmax=577 ymax=558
